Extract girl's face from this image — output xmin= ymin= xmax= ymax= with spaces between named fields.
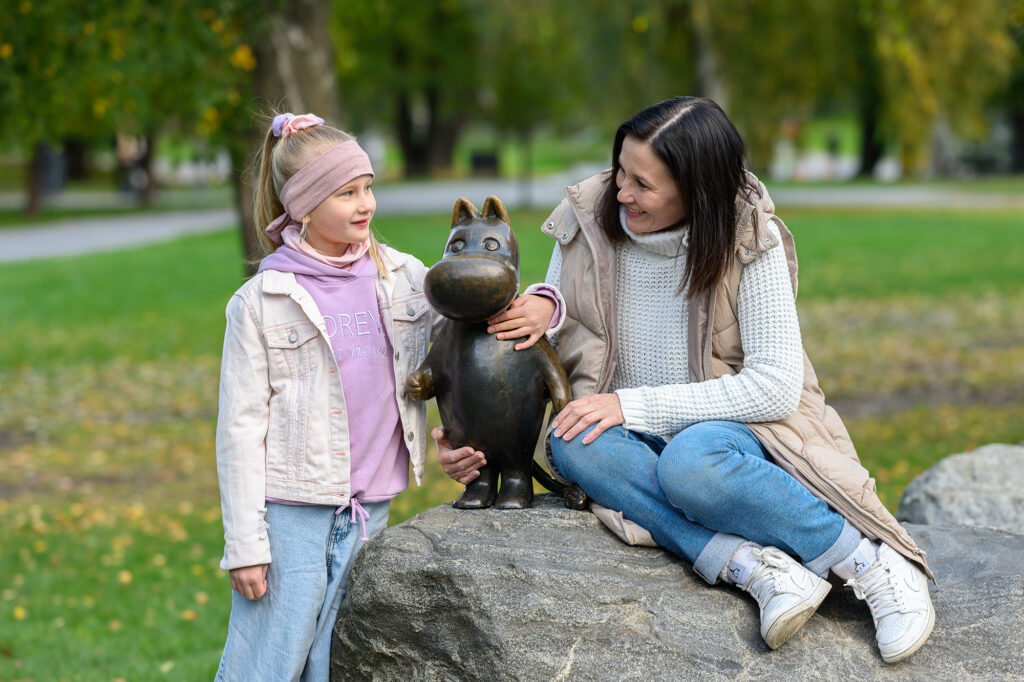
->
xmin=615 ymin=136 xmax=687 ymax=234
xmin=304 ymin=173 xmax=376 ymax=256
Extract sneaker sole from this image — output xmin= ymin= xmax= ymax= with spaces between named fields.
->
xmin=763 ymin=579 xmax=832 ymax=649
xmin=880 ymin=603 xmax=936 ymax=664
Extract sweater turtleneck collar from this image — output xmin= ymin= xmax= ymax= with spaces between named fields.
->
xmin=618 ymin=206 xmax=689 ymax=257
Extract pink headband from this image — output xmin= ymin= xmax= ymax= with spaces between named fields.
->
xmin=265 ymin=139 xmax=375 ymax=244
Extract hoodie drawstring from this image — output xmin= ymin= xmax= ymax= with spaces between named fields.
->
xmin=337 ymin=499 xmax=371 ymax=541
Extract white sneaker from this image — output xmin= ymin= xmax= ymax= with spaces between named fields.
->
xmin=846 ymin=543 xmax=935 ymax=663
xmin=737 ymin=546 xmax=832 ymax=649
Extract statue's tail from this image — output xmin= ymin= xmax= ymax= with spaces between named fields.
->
xmin=532 ymin=461 xmax=588 ymax=510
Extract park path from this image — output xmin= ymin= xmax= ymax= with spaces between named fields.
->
xmin=2 ymin=168 xmax=1022 ymax=263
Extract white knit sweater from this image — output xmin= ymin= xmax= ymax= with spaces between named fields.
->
xmin=545 ymin=217 xmax=804 ymax=439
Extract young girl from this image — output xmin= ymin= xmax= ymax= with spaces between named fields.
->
xmin=214 ymin=113 xmax=559 ymax=681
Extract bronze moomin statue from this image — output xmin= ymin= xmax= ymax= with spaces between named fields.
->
xmin=405 ymin=196 xmax=585 ymax=510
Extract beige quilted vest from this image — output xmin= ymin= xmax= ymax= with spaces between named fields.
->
xmin=542 ymin=172 xmax=932 ymax=580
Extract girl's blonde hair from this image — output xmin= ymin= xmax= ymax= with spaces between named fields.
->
xmin=252 ymin=117 xmax=391 ymax=278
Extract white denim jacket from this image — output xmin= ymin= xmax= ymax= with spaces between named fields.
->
xmin=215 ymin=247 xmax=438 ymax=570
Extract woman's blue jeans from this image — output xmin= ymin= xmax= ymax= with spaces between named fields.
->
xmin=551 ymin=421 xmax=861 ymax=584
xmin=215 ymin=500 xmax=390 ymax=682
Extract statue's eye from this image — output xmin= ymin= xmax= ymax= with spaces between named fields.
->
xmin=449 ymin=239 xmax=465 ymax=253
xmin=484 ymin=238 xmax=499 ymax=251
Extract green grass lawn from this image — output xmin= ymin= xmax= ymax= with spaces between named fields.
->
xmin=1 ymin=206 xmax=1022 ymax=680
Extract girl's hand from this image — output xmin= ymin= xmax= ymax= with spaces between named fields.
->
xmin=230 ymin=564 xmax=269 ymax=600
xmin=487 ymin=295 xmax=555 ymax=351
xmin=432 ymin=427 xmax=487 ymax=484
xmin=551 ymin=393 xmax=624 ymax=444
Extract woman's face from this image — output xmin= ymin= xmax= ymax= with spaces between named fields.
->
xmin=615 ymin=136 xmax=687 ymax=234
xmin=304 ymin=174 xmax=376 ymax=256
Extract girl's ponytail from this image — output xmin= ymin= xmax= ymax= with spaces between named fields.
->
xmin=252 ymin=127 xmax=284 ymax=257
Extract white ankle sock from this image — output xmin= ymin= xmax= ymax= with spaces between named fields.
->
xmin=831 ymin=537 xmax=880 ymax=580
xmin=721 ymin=542 xmax=761 ymax=586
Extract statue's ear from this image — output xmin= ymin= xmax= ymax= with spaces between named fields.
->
xmin=451 ymin=197 xmax=479 ymax=227
xmin=481 ymin=196 xmax=511 ymax=226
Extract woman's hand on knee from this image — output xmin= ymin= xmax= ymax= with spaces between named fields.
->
xmin=551 ymin=393 xmax=624 ymax=444
xmin=432 ymin=427 xmax=487 ymax=485
xmin=486 ymin=294 xmax=555 ymax=350
xmin=230 ymin=564 xmax=268 ymax=600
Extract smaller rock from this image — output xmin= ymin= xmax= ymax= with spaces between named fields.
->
xmin=898 ymin=443 xmax=1024 ymax=534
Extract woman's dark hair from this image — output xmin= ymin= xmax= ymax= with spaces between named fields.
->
xmin=597 ymin=96 xmax=749 ymax=298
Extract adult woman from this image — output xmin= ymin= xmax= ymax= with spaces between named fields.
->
xmin=441 ymin=97 xmax=934 ymax=662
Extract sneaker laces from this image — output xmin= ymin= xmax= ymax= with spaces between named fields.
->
xmin=743 ymin=548 xmax=792 ymax=610
xmin=846 ymin=557 xmax=907 ymax=622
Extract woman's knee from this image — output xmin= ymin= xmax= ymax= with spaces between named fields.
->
xmin=550 ymin=424 xmax=627 ymax=482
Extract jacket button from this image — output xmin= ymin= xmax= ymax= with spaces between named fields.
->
xmin=288 ymin=330 xmax=298 ymax=342
xmin=561 ymin=232 xmax=568 ymax=239
xmin=406 ymin=431 xmax=414 ymax=441
xmin=764 ymin=237 xmax=771 ymax=243
xmin=406 ymin=306 xmax=415 ymax=315
xmin=745 ymin=249 xmax=752 ymax=256
xmin=547 ymin=221 xmax=554 ymax=227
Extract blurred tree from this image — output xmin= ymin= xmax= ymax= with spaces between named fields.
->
xmin=332 ymin=0 xmax=481 ymax=176
xmin=472 ymin=0 xmax=588 ymax=187
xmin=699 ymin=0 xmax=836 ymax=170
xmin=995 ymin=0 xmax=1024 ymax=172
xmin=0 ymin=0 xmax=251 ymax=213
xmin=228 ymin=0 xmax=342 ymax=273
xmin=848 ymin=0 xmax=1015 ymax=174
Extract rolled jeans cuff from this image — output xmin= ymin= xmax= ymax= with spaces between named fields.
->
xmin=805 ymin=519 xmax=862 ymax=577
xmin=693 ymin=531 xmax=747 ymax=585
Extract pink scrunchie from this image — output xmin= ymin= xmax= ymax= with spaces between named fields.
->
xmin=272 ymin=113 xmax=324 ymax=138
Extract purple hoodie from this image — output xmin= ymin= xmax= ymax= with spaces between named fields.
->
xmin=259 ymin=247 xmax=409 ymax=504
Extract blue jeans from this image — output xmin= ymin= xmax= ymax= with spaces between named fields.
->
xmin=551 ymin=421 xmax=861 ymax=584
xmin=215 ymin=500 xmax=390 ymax=682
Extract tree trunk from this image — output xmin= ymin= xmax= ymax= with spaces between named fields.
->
xmin=1011 ymin=112 xmax=1024 ymax=173
xmin=63 ymin=138 xmax=88 ymax=181
xmin=690 ymin=0 xmax=728 ymax=110
xmin=139 ymin=131 xmax=157 ymax=207
xmin=857 ymin=96 xmax=885 ymax=178
xmin=853 ymin=11 xmax=885 ymax=177
xmin=233 ymin=0 xmax=343 ymax=277
xmin=25 ymin=143 xmax=44 ymax=217
xmin=397 ymin=91 xmax=430 ymax=177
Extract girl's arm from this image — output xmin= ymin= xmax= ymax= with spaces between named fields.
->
xmin=216 ymin=295 xmax=273 ymax=573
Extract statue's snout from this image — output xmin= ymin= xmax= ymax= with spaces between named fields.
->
xmin=424 ymin=257 xmax=518 ymax=323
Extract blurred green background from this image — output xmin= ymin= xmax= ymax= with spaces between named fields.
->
xmin=2 ymin=1 xmax=1024 ymax=680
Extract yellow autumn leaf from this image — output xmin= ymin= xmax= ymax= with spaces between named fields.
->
xmin=13 ymin=606 xmax=27 ymax=620
xmin=229 ymin=44 xmax=257 ymax=71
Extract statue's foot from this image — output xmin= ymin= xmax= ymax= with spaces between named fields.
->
xmin=562 ymin=483 xmax=589 ymax=510
xmin=453 ymin=478 xmax=497 ymax=509
xmin=494 ymin=477 xmax=533 ymax=509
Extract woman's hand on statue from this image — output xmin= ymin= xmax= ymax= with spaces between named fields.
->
xmin=551 ymin=393 xmax=624 ymax=445
xmin=432 ymin=427 xmax=487 ymax=484
xmin=230 ymin=564 xmax=268 ymax=600
xmin=486 ymin=294 xmax=555 ymax=351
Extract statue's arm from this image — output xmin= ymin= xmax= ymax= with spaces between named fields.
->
xmin=405 ymin=363 xmax=435 ymax=402
xmin=537 ymin=339 xmax=571 ymax=413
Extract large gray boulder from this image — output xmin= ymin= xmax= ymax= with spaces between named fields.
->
xmin=898 ymin=443 xmax=1024 ymax=534
xmin=332 ymin=495 xmax=1024 ymax=681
